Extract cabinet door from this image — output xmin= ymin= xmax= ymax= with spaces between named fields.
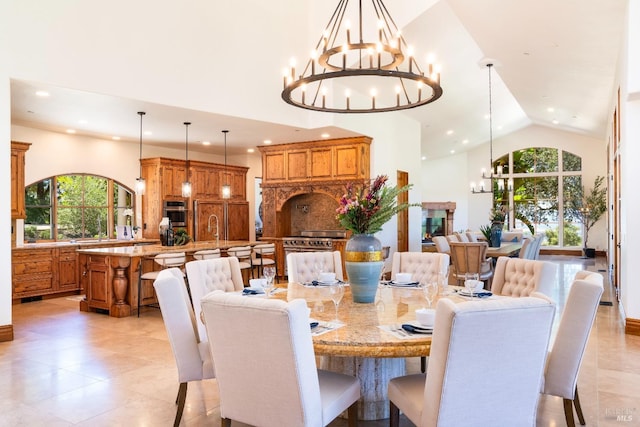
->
xmin=193 ymin=200 xmax=225 ymax=241
xmin=58 ymin=248 xmax=79 ymax=290
xmin=192 ymin=165 xmax=220 ymax=199
xmin=11 ymin=142 xmax=29 ymax=219
xmin=227 ymin=202 xmax=249 ymax=241
xmin=334 ymin=144 xmax=361 ymax=179
xmin=287 ymin=150 xmax=309 ymax=180
xmin=310 ymin=147 xmax=333 ymax=180
xmin=86 ymin=255 xmax=111 ymax=310
xmin=161 ymin=165 xmax=186 ymax=198
xmin=264 ymin=151 xmax=286 ymax=182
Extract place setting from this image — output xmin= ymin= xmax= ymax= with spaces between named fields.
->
xmin=455 ymin=273 xmax=493 ymax=299
xmin=383 ymin=272 xmax=421 ymax=288
xmin=302 ymin=271 xmax=348 ymax=287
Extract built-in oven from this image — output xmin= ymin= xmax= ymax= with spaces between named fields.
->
xmin=163 ymin=200 xmax=187 ymax=227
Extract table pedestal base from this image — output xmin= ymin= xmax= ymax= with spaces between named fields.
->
xmin=319 ymin=355 xmax=405 ymax=420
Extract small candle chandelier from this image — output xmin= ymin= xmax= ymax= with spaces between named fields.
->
xmin=281 ymin=0 xmax=443 ymax=113
xmin=471 ymin=63 xmax=512 ymax=194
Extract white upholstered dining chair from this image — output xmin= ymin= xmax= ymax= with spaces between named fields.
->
xmin=286 ymin=251 xmax=344 ymax=283
xmin=388 ymin=294 xmax=556 ymax=427
xmin=390 ymin=252 xmax=449 ymax=284
xmin=542 ymin=270 xmax=603 ymax=427
xmin=201 ymin=291 xmax=360 ymax=427
xmin=153 ymin=271 xmax=215 ymax=427
xmin=432 ymin=236 xmax=450 ymax=255
xmin=490 ymin=256 xmax=558 ymax=297
xmin=185 ymin=257 xmax=245 ymax=340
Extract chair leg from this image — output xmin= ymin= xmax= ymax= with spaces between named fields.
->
xmin=390 ymin=401 xmax=400 ymax=427
xmin=574 ymin=386 xmax=586 ymax=425
xmin=420 ymin=356 xmax=426 ymax=373
xmin=347 ymin=400 xmax=358 ymax=427
xmin=220 ymin=418 xmax=232 ymax=427
xmin=563 ymin=398 xmax=576 ymax=427
xmin=174 ymin=382 xmax=188 ymax=427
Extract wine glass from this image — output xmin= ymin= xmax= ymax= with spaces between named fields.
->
xmin=421 ymin=280 xmax=437 ymax=308
xmin=263 ymin=266 xmax=276 ymax=297
xmin=464 ymin=272 xmax=479 ymax=297
xmin=328 ymin=282 xmax=344 ymax=323
xmin=439 ymin=265 xmax=450 ymax=295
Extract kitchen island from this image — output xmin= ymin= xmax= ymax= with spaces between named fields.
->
xmin=76 ymin=240 xmax=257 ymax=317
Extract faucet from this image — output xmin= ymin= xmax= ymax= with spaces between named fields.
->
xmin=207 ymin=214 xmax=220 ymax=244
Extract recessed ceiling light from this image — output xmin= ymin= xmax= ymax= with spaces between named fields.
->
xmin=497 ymin=125 xmax=503 ymax=130
xmin=78 ymin=119 xmax=88 ymax=124
xmin=112 ymin=136 xmax=121 ymax=140
xmin=547 ymin=107 xmax=555 ymax=113
xmin=321 ymin=133 xmax=330 ymax=138
xmin=263 ymin=140 xmax=272 ymax=144
xmin=462 ymin=139 xmax=469 ymax=144
xmin=35 ymin=91 xmax=49 ymax=97
xmin=66 ymin=129 xmax=76 ymax=134
xmin=247 ymin=148 xmax=255 ymax=153
xmin=421 ymin=156 xmax=426 ymax=160
xmin=450 ymin=149 xmax=455 ymax=154
xmin=446 ymin=130 xmax=454 ymax=135
xmin=552 ymin=119 xmax=559 ymax=125
xmin=144 ymin=131 xmax=152 ymax=136
xmin=202 ymin=141 xmax=211 ymax=146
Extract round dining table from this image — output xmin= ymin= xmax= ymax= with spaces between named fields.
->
xmin=278 ymin=282 xmax=441 ymax=420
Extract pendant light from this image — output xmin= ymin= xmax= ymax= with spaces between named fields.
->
xmin=181 ymin=121 xmax=192 ymax=198
xmin=221 ymin=130 xmax=231 ymax=199
xmin=470 ymin=63 xmax=512 ymax=194
xmin=135 ymin=111 xmax=146 ymax=195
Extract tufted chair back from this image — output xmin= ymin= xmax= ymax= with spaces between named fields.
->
xmin=286 ymin=251 xmax=343 ymax=284
xmin=390 ymin=252 xmax=450 ymax=284
xmin=201 ymin=291 xmax=360 ymax=427
xmin=490 ymin=256 xmax=557 ymax=297
xmin=186 ymin=257 xmax=245 ymax=340
xmin=543 ymin=271 xmax=603 ymax=426
xmin=432 ymin=236 xmax=450 ymax=254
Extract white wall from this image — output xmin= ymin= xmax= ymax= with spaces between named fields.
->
xmin=422 ymin=152 xmax=469 ymax=233
xmin=1 ymin=74 xmax=11 ymax=328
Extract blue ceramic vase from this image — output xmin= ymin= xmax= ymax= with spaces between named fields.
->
xmin=345 ymin=234 xmax=383 ymax=303
xmin=490 ymin=223 xmax=503 ymax=247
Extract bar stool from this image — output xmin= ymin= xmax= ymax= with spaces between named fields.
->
xmin=137 ymin=251 xmax=186 ymax=317
xmin=250 ymin=243 xmax=277 ymax=281
xmin=192 ymin=249 xmax=221 ymax=260
xmin=226 ymin=246 xmax=253 ymax=283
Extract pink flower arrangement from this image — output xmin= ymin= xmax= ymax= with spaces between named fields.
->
xmin=336 ymin=175 xmax=415 ymax=234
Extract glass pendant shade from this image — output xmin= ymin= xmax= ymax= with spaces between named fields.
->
xmin=135 ymin=177 xmax=146 ymax=195
xmin=221 ymin=130 xmax=231 ymax=199
xmin=182 ymin=121 xmax=192 ymax=198
xmin=136 ymin=111 xmax=146 ymax=195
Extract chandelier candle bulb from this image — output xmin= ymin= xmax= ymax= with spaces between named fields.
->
xmin=471 ymin=182 xmax=476 ymax=192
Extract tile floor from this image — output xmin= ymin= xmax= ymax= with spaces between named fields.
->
xmin=1 ymin=255 xmax=639 ymax=426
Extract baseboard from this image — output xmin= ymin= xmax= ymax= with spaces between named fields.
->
xmin=0 ymin=324 xmax=14 ymax=342
xmin=625 ymin=317 xmax=640 ymax=336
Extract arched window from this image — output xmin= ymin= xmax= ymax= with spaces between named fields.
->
xmin=492 ymin=148 xmax=583 ymax=248
xmin=24 ymin=174 xmax=134 ymax=242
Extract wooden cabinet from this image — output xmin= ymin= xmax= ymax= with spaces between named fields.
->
xmin=193 ymin=200 xmax=249 ymax=241
xmin=58 ymin=247 xmax=79 ymax=290
xmin=11 ymin=141 xmax=31 ymax=219
xmin=259 ymin=136 xmax=371 ymax=184
xmin=83 ymin=254 xmax=112 ymax=311
xmin=141 ymin=158 xmax=249 ymax=239
xmin=12 ymin=248 xmax=55 ymax=297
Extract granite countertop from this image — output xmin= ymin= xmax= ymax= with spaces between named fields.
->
xmin=75 ymin=240 xmax=258 ymax=257
xmin=13 ymin=238 xmax=159 ymax=251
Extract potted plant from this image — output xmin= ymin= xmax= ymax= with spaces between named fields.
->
xmin=568 ymin=176 xmax=607 ymax=258
xmin=336 ymin=175 xmax=418 ymax=302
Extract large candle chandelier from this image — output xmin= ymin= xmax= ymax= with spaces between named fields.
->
xmin=471 ymin=63 xmax=512 ymax=194
xmin=281 ymin=0 xmax=443 ymax=113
